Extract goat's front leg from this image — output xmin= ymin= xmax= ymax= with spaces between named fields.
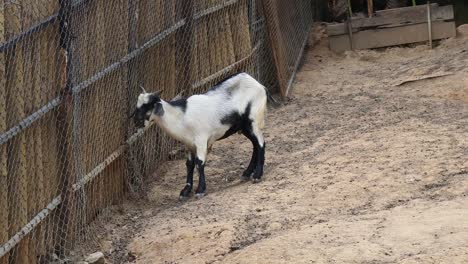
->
xmin=179 ymin=152 xmax=195 ymax=200
xmin=195 ymin=141 xmax=208 ymax=198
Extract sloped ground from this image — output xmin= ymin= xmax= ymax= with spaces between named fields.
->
xmin=89 ymin=24 xmax=468 ymax=264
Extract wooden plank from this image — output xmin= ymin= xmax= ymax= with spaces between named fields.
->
xmin=125 ymin=0 xmax=145 ymax=192
xmin=329 ymin=20 xmax=456 ymax=52
xmin=32 ymin=22 xmax=46 ymax=259
xmin=327 ymin=4 xmax=454 ymax=36
xmin=223 ymin=11 xmax=235 ymax=66
xmin=46 ymin=21 xmax=61 ymax=255
xmin=213 ymin=10 xmax=222 ymax=72
xmin=199 ymin=6 xmax=210 ymax=83
xmin=229 ymin=0 xmax=251 ymax=60
xmin=24 ymin=32 xmax=37 ymax=264
xmin=0 ymin=0 xmax=8 ymax=263
xmin=176 ymin=0 xmax=194 ymax=95
xmin=367 ymin=0 xmax=374 ymax=18
xmin=92 ymin=0 xmax=107 ymax=222
xmin=190 ymin=16 xmax=200 ymax=88
xmin=166 ymin=1 xmax=177 ymax=97
xmin=427 ymin=2 xmax=433 ymax=49
xmin=261 ymin=0 xmax=289 ymax=97
xmin=102 ymin=0 xmax=127 ymax=209
xmin=4 ymin=0 xmax=30 ymax=262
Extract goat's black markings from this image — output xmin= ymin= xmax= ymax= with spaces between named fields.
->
xmin=180 ymin=152 xmax=195 ymax=199
xmin=241 ymin=122 xmax=264 ymax=181
xmin=218 ymin=102 xmax=252 ymax=141
xmin=252 ymin=143 xmax=265 ymax=182
xmin=208 ymin=72 xmax=244 ymax=92
xmin=195 ymin=158 xmax=206 ymax=196
xmin=168 ymin=98 xmax=187 ymax=112
xmin=242 ymin=126 xmax=259 ymax=178
xmin=134 ymin=94 xmax=161 ymax=128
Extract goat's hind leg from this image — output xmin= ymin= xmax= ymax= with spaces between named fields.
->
xmin=242 ymin=129 xmax=258 ymax=180
xmin=179 ymin=152 xmax=195 ymax=200
xmin=242 ymin=122 xmax=265 ymax=183
xmin=251 ymin=122 xmax=265 ymax=183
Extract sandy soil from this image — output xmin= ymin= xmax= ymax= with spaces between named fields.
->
xmin=84 ymin=24 xmax=468 ymax=264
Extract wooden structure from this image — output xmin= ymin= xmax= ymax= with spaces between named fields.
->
xmin=327 ymin=4 xmax=457 ymax=52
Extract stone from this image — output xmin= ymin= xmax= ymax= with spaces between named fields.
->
xmin=85 ymin=252 xmax=105 ymax=264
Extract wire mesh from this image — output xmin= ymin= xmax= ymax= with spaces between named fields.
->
xmin=0 ymin=0 xmax=313 ymax=263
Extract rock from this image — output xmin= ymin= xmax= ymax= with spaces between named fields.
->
xmin=85 ymin=252 xmax=105 ymax=264
xmin=457 ymin=24 xmax=468 ymax=37
xmin=100 ymin=240 xmax=113 ymax=254
xmin=127 ymin=252 xmax=137 ymax=262
xmin=269 ymin=221 xmax=282 ymax=231
xmin=76 ymin=262 xmax=89 ymax=264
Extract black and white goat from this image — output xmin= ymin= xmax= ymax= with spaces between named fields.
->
xmin=133 ymin=72 xmax=268 ymax=199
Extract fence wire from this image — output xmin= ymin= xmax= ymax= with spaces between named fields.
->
xmin=0 ymin=0 xmax=313 ymax=263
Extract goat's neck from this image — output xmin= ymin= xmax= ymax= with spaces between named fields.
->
xmin=155 ymin=100 xmax=185 ymax=135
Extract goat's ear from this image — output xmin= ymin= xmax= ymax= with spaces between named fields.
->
xmin=154 ymin=89 xmax=164 ymax=97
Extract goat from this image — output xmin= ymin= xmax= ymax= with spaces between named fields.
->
xmin=133 ymin=72 xmax=268 ymax=199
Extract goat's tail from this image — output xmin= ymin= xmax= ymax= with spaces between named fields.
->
xmin=264 ymin=86 xmax=280 ymax=108
xmin=257 ymin=96 xmax=267 ymax=130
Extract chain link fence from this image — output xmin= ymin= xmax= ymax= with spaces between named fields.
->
xmin=0 ymin=0 xmax=314 ymax=263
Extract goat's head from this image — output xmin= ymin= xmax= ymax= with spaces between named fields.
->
xmin=133 ymin=87 xmax=164 ymax=129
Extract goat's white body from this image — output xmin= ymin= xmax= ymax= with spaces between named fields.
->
xmin=151 ymin=73 xmax=267 ymax=156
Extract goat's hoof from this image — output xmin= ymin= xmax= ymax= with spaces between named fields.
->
xmin=195 ymin=192 xmax=206 ymax=199
xmin=242 ymin=170 xmax=254 ymax=178
xmin=179 ymin=195 xmax=190 ymax=201
xmin=179 ymin=185 xmax=192 ymax=199
xmin=241 ymin=175 xmax=251 ymax=181
xmin=252 ymin=178 xmax=262 ymax=183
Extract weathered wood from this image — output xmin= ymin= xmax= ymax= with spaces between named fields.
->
xmin=125 ymin=0 xmax=145 ymax=193
xmin=229 ymin=0 xmax=251 ymax=60
xmin=166 ymin=2 xmax=177 ymax=96
xmin=0 ymin=0 xmax=8 ymax=263
xmin=367 ymin=0 xmax=374 ymax=17
xmin=427 ymin=2 xmax=432 ymax=49
xmin=5 ymin=0 xmax=30 ymax=262
xmin=327 ymin=4 xmax=453 ymax=36
xmin=33 ymin=24 xmax=47 ymax=259
xmin=261 ymin=0 xmax=289 ymax=97
xmin=221 ymin=11 xmax=236 ymax=70
xmin=47 ymin=20 xmax=61 ymax=254
xmin=329 ymin=20 xmax=456 ymax=52
xmin=24 ymin=33 xmax=37 ymax=264
xmin=176 ymin=0 xmax=194 ymax=95
xmin=199 ymin=7 xmax=210 ymax=81
xmin=102 ymin=0 xmax=127 ymax=209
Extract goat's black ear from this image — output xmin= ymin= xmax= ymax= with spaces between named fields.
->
xmin=128 ymin=109 xmax=136 ymax=119
xmin=154 ymin=89 xmax=164 ymax=97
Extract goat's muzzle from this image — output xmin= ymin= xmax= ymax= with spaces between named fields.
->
xmin=132 ymin=110 xmax=146 ymax=129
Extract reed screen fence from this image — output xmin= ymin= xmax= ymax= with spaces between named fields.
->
xmin=0 ymin=0 xmax=313 ymax=263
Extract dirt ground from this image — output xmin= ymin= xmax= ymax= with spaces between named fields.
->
xmin=85 ymin=24 xmax=468 ymax=264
